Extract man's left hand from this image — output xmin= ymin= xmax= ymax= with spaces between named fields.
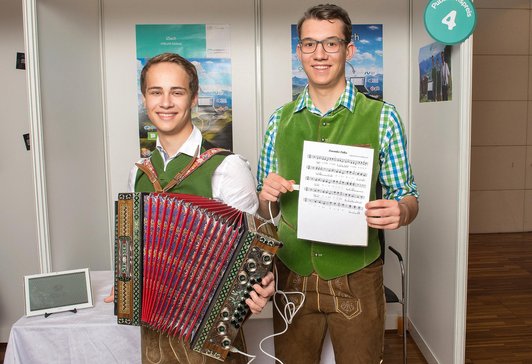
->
xmin=245 ymin=271 xmax=275 ymax=314
xmin=365 ymin=196 xmax=418 ymax=230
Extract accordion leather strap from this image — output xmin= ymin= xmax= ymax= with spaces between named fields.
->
xmin=164 ymin=147 xmax=231 ymax=192
xmin=135 ymin=160 xmax=163 ymax=192
xmin=136 ymin=146 xmax=232 ymax=193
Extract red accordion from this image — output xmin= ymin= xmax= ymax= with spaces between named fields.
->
xmin=113 ymin=192 xmax=281 ymax=361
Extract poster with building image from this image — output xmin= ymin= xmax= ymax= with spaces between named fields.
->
xmin=291 ymin=24 xmax=383 ymax=101
xmin=136 ymin=24 xmax=233 ymax=157
xmin=418 ymin=42 xmax=452 ymax=103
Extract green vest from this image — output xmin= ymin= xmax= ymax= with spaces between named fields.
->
xmin=276 ymin=92 xmax=383 ymax=279
xmin=134 ymin=145 xmax=226 ymax=197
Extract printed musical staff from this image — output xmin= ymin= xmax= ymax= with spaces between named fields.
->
xmin=304 ymin=186 xmax=364 ymax=200
xmin=305 ymin=176 xmax=366 ymax=188
xmin=303 ymin=197 xmax=364 ymax=213
xmin=307 ymin=153 xmax=369 ymax=166
xmin=306 ymin=164 xmax=368 ymax=176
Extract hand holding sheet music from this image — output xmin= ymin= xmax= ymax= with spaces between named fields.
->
xmin=297 ymin=141 xmax=373 ymax=246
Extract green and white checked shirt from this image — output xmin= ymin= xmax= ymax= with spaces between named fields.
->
xmin=257 ymin=80 xmax=418 ymax=200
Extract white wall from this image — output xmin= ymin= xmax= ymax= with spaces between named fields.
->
xmin=0 ymin=0 xmax=40 ymax=342
xmin=407 ymin=0 xmax=471 ymax=363
xmin=36 ymin=0 xmax=110 ymax=271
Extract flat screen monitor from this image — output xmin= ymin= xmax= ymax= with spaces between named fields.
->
xmin=24 ymin=268 xmax=93 ymax=317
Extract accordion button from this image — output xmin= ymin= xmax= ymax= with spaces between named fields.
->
xmin=261 ymin=252 xmax=273 ymax=265
xmin=246 ymin=259 xmax=257 ymax=272
xmin=221 ymin=308 xmax=231 ymax=321
xmin=238 ymin=271 xmax=249 ymax=285
xmin=217 ymin=323 xmax=227 ymax=334
xmin=221 ymin=337 xmax=231 ymax=349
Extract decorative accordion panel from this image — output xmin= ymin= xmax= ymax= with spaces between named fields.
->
xmin=113 ymin=192 xmax=281 ymax=361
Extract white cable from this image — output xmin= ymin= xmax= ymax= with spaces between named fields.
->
xmin=255 ymin=187 xmax=305 ymax=363
xmin=229 ymin=346 xmax=256 ymax=363
xmin=256 ymin=200 xmax=276 ymax=230
xmin=258 ymin=264 xmax=306 ymax=364
xmin=257 ymin=182 xmax=297 ymax=229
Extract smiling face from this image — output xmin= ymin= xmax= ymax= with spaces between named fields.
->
xmin=142 ymin=62 xmax=197 ymax=140
xmin=297 ymin=18 xmax=355 ymax=93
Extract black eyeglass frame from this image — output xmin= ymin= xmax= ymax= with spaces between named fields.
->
xmin=298 ymin=36 xmax=350 ymax=54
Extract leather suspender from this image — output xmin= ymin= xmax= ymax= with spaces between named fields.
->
xmin=135 ymin=146 xmax=231 ymax=193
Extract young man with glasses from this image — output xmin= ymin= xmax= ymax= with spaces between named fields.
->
xmin=257 ymin=4 xmax=418 ymax=363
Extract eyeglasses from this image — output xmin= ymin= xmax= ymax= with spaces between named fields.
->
xmin=298 ymin=37 xmax=349 ymax=54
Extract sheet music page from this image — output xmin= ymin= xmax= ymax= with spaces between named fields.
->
xmin=297 ymin=141 xmax=373 ymax=246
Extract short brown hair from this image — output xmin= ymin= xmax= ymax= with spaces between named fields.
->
xmin=297 ymin=4 xmax=352 ymax=42
xmin=140 ymin=53 xmax=199 ymax=97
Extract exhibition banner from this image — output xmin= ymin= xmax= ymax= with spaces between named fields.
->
xmin=291 ymin=24 xmax=384 ymax=101
xmin=136 ymin=24 xmax=233 ymax=156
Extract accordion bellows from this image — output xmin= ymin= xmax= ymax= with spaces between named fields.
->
xmin=114 ymin=192 xmax=281 ymax=361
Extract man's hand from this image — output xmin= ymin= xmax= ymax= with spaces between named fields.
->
xmin=104 ymin=286 xmax=114 ymax=303
xmin=257 ymin=173 xmax=295 ymax=219
xmin=259 ymin=173 xmax=295 ymax=203
xmin=365 ymin=195 xmax=418 ymax=230
xmin=245 ymin=271 xmax=275 ymax=314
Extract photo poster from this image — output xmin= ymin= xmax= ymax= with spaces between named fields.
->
xmin=136 ymin=24 xmax=233 ymax=157
xmin=291 ymin=24 xmax=384 ymax=101
xmin=418 ymin=42 xmax=452 ymax=103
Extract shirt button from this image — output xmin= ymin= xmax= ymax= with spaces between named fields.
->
xmin=321 ymin=138 xmax=326 ymax=142
xmin=322 ymin=122 xmax=327 ymax=126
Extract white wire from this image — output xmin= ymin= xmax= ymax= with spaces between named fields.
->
xmin=229 ymin=346 xmax=256 ymax=363
xmin=254 ymin=195 xmax=306 ymax=363
xmin=257 ymin=264 xmax=306 ymax=364
xmin=256 ymin=200 xmax=276 ymax=230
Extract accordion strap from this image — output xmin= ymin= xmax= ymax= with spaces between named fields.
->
xmin=135 ymin=160 xmax=163 ymax=192
xmin=136 ymin=146 xmax=232 ymax=193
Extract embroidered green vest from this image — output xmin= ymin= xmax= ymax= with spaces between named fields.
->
xmin=276 ymin=92 xmax=383 ymax=279
xmin=134 ymin=144 xmax=226 ymax=197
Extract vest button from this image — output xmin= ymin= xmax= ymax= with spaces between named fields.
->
xmin=322 ymin=122 xmax=326 ymax=126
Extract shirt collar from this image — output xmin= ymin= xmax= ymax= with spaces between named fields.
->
xmin=294 ymin=79 xmax=356 ymax=116
xmin=155 ymin=125 xmax=202 ymax=163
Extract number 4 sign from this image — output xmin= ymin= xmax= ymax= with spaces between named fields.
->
xmin=424 ymin=0 xmax=477 ymax=45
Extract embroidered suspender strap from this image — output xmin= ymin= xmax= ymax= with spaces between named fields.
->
xmin=162 ymin=147 xmax=231 ymax=192
xmin=135 ymin=159 xmax=164 ymax=192
xmin=162 ymin=146 xmax=201 ymax=193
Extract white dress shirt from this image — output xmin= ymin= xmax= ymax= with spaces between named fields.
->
xmin=128 ymin=126 xmax=258 ymax=214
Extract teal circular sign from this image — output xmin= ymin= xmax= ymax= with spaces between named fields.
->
xmin=424 ymin=0 xmax=477 ymax=45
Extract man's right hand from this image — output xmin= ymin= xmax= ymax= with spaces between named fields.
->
xmin=259 ymin=173 xmax=295 ymax=203
xmin=104 ymin=286 xmax=114 ymax=303
xmin=257 ymin=173 xmax=295 ymax=219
